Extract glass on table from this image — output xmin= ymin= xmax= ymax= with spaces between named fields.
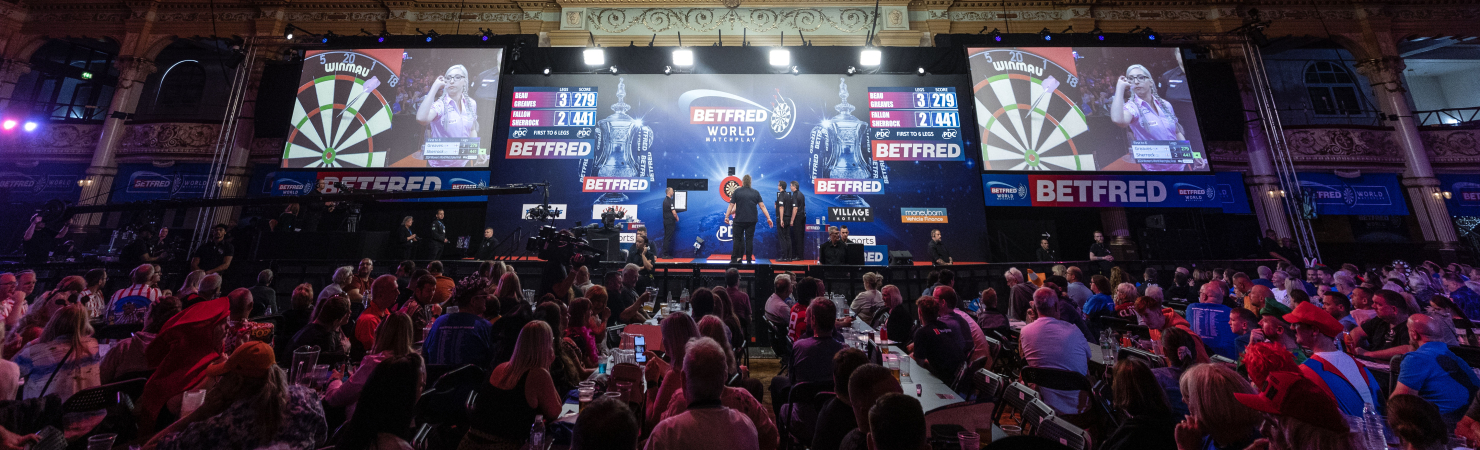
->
xmin=578 ymin=381 xmax=597 ymax=410
xmin=899 ymin=355 xmax=912 ymax=383
xmin=1000 ymin=425 xmax=1022 ymax=437
xmin=86 ymin=433 xmax=117 ymax=450
xmin=957 ymin=430 xmax=981 ymax=449
xmin=884 ymin=354 xmax=901 ymax=382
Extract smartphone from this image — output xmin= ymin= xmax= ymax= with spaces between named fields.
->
xmin=635 ymin=335 xmax=646 ymax=354
xmin=636 ymin=352 xmax=648 ymax=363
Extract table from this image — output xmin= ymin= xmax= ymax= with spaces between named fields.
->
xmin=849 ymin=319 xmax=966 ymax=413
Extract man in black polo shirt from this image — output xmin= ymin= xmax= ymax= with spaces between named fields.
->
xmin=724 ymin=175 xmax=772 ymax=264
xmin=661 ymin=187 xmax=680 ymax=258
xmin=928 ymin=229 xmax=952 ymax=266
xmin=820 ymin=226 xmax=847 ymax=265
xmin=191 ymin=224 xmax=235 ymax=274
xmin=1088 ymin=230 xmax=1113 ymax=275
xmin=789 ymin=181 xmax=806 ymax=261
xmin=775 ymin=181 xmax=794 ymax=261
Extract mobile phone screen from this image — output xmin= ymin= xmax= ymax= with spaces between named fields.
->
xmin=637 ymin=352 xmax=648 ymax=363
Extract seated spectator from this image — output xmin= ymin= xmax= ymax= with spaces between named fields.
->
xmin=695 ymin=315 xmax=764 ymax=404
xmin=1393 ymin=313 xmax=1480 ymax=425
xmin=1284 ymin=302 xmax=1381 ymax=417
xmin=1241 ymin=342 xmax=1299 ymax=390
xmin=108 ymin=264 xmax=162 ymax=325
xmin=723 ymin=268 xmax=752 ymax=331
xmin=354 ymin=275 xmax=402 ymax=351
xmin=1187 ymin=281 xmax=1236 ymax=359
xmin=79 ymin=268 xmax=107 ymax=319
xmin=177 ymin=269 xmax=206 ymax=299
xmin=710 ymin=287 xmax=748 ymax=352
xmin=288 ymin=294 xmax=351 ymax=365
xmin=186 ymin=273 xmax=223 ymax=310
xmin=647 ymin=337 xmax=760 ymax=450
xmin=911 ymin=296 xmax=966 ymax=385
xmin=1387 ymin=394 xmax=1449 ymax=450
xmin=1229 ymin=307 xmax=1258 ymax=358
xmin=274 ymin=284 xmax=315 ymax=357
xmin=326 ymin=313 xmax=415 ymax=418
xmin=462 ymin=321 xmax=563 ymax=448
xmin=137 ymin=298 xmax=230 ymax=434
xmin=690 ymin=287 xmax=716 ymax=319
xmin=1102 ymin=359 xmax=1177 ymax=450
xmin=1133 ymin=295 xmax=1191 ymax=342
xmin=430 ymin=260 xmax=456 ymax=304
xmin=1152 ymin=327 xmax=1207 ymax=417
xmin=1082 ymin=275 xmax=1116 ymax=335
xmin=646 ymin=313 xmax=701 ymax=429
xmin=1257 ymin=311 xmax=1306 ymax=365
xmin=975 ymin=288 xmax=1009 ymax=339
xmin=811 ymin=348 xmax=869 ymax=450
xmin=224 ymin=288 xmax=273 ymax=354
xmin=764 ymin=274 xmax=795 ymax=327
xmin=145 ymin=342 xmax=328 ymax=450
xmin=1443 ymin=272 xmax=1480 ymax=320
xmin=880 ymin=285 xmax=913 ymax=347
xmin=839 ymin=364 xmax=904 ymax=450
xmin=566 ymin=297 xmax=600 ymax=367
xmin=1323 ymin=292 xmax=1358 ymax=332
xmin=248 ymin=269 xmax=277 ymax=317
xmin=768 ymin=300 xmax=844 ymax=431
xmin=1349 ymin=286 xmax=1378 ymax=327
xmin=335 ymin=353 xmax=425 ymax=450
xmin=1348 ymin=289 xmax=1415 ymax=360
xmin=1232 ymin=371 xmax=1356 ymax=449
xmin=850 ymin=273 xmax=885 ymax=326
xmin=936 ymin=286 xmax=991 ymax=363
xmin=865 ymin=393 xmax=928 ymax=450
xmin=1247 ymin=285 xmax=1290 ymax=317
xmin=1173 ymin=364 xmax=1262 ymax=450
xmin=787 ymin=277 xmax=823 ymax=341
xmin=573 ymin=397 xmax=640 ymax=450
xmin=1019 ymin=287 xmax=1090 ymax=415
xmin=423 ymin=281 xmax=496 ymax=369
xmin=661 ymin=323 xmax=779 ymax=450
xmin=100 ymin=296 xmax=182 ymax=383
xmin=532 ymin=301 xmax=586 ymax=395
xmin=14 ymin=304 xmax=100 ymax=401
xmin=5 ymin=276 xmax=84 ymax=357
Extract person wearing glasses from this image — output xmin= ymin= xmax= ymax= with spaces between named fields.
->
xmin=1109 ymin=63 xmax=1189 ymax=171
xmin=416 ymin=64 xmax=480 ymax=167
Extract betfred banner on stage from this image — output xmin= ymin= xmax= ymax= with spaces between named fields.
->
xmin=1296 ymin=172 xmax=1408 ymax=216
xmin=982 ymin=173 xmax=1248 ymax=212
xmin=487 ymin=74 xmax=988 ymax=262
xmin=248 ymin=166 xmax=491 ymax=202
xmin=110 ymin=163 xmax=211 ymax=202
xmin=1439 ymin=174 xmax=1480 ymax=216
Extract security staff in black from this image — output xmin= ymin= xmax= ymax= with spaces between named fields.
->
xmin=428 ymin=209 xmax=448 ymax=260
xmin=724 ymin=175 xmax=773 ymax=264
xmin=775 ymin=181 xmax=794 ymax=261
xmin=788 ymin=180 xmax=806 ymax=261
xmin=662 ymin=187 xmax=679 ymax=258
xmin=474 ymin=227 xmax=499 ymax=260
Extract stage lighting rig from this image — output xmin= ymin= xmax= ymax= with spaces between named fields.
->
xmin=283 ymin=24 xmax=317 ymax=41
xmin=584 ymin=48 xmax=605 ymax=65
xmin=416 ymin=28 xmax=439 ymax=42
xmin=480 ymin=28 xmax=495 ymax=41
xmin=1039 ymin=28 xmax=1052 ymax=41
xmin=860 ymin=48 xmax=881 ymax=66
xmin=769 ymin=49 xmax=790 ymax=66
xmin=1142 ymin=27 xmax=1158 ymax=41
xmin=1090 ymin=27 xmax=1105 ymax=41
xmin=609 ymin=66 xmax=618 ymax=74
xmin=672 ymin=48 xmax=694 ymax=66
xmin=543 ymin=67 xmax=551 ymax=75
xmin=987 ymin=28 xmax=1002 ymax=42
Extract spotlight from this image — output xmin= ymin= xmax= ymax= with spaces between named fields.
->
xmin=379 ymin=31 xmax=391 ymax=43
xmin=860 ymin=48 xmax=881 ymax=66
xmin=1039 ymin=27 xmax=1052 ymax=41
xmin=1 ymin=120 xmax=14 ymax=130
xmin=1090 ymin=27 xmax=1104 ymax=41
xmin=1143 ymin=27 xmax=1158 ymax=41
xmin=584 ymin=48 xmax=605 ymax=65
xmin=769 ymin=49 xmax=790 ymax=66
xmin=542 ymin=67 xmax=551 ymax=76
xmin=847 ymin=66 xmax=857 ymax=74
xmin=377 ymin=36 xmax=385 ymax=43
xmin=284 ymin=24 xmax=296 ymax=40
xmin=790 ymin=65 xmax=798 ymax=75
xmin=986 ymin=28 xmax=1002 ymax=42
xmin=481 ymin=29 xmax=494 ymax=41
xmin=664 ymin=65 xmax=672 ymax=75
xmin=609 ymin=66 xmax=618 ymax=74
xmin=672 ymin=49 xmax=694 ymax=66
xmin=426 ymin=36 xmax=433 ymax=42
xmin=286 ymin=30 xmax=294 ymax=40
xmin=917 ymin=67 xmax=925 ymax=75
xmin=22 ymin=121 xmax=37 ymax=132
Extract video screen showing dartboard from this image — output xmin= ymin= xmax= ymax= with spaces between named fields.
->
xmin=282 ymin=48 xmax=503 ymax=168
xmin=968 ymin=47 xmax=1208 ymax=172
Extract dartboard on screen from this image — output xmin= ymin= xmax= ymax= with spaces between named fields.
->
xmin=284 ymin=50 xmax=400 ymax=168
xmin=970 ymin=48 xmax=1092 ymax=171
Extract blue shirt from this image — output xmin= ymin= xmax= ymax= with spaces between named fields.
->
xmin=423 ymin=312 xmax=496 ymax=369
xmin=1397 ymin=342 xmax=1480 ymax=416
xmin=1082 ymin=293 xmax=1114 ymax=318
xmin=1185 ymin=303 xmax=1236 ymax=359
xmin=1451 ymin=286 xmax=1480 ymax=322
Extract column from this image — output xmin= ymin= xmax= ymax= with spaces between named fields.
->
xmin=0 ymin=59 xmax=31 ymax=111
xmin=1230 ymin=53 xmax=1293 ymax=240
xmin=1099 ymin=208 xmax=1138 ymax=261
xmin=1353 ymin=56 xmax=1460 ymax=262
xmin=75 ymin=57 xmax=156 ymax=232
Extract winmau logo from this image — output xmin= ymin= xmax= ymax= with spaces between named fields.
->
xmin=992 ymin=61 xmax=1044 ymax=77
xmin=323 ymin=62 xmax=370 ymax=77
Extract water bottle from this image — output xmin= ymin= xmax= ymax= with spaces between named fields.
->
xmin=530 ymin=415 xmax=548 ymax=450
xmin=679 ymin=288 xmax=690 ymax=311
xmin=1363 ymin=403 xmax=1388 ymax=450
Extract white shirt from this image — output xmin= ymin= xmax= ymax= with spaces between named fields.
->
xmin=1019 ymin=316 xmax=1091 ymax=414
xmin=1313 ymin=351 xmax=1375 ymax=406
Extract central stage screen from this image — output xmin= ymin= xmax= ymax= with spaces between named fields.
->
xmin=488 ymin=74 xmax=987 ymax=262
xmin=282 ymin=48 xmax=503 ymax=168
xmin=967 ymin=47 xmax=1209 ymax=172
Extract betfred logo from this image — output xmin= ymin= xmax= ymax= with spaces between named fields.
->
xmin=691 ymin=107 xmax=769 ymax=124
xmin=506 ymin=139 xmax=595 ymax=159
xmin=582 ymin=177 xmax=649 ymax=193
xmin=871 ymin=141 xmax=963 ymax=161
xmin=901 ymin=208 xmax=948 ymax=223
xmin=719 ymin=176 xmax=742 ymax=202
xmin=813 ymin=179 xmax=884 ymax=195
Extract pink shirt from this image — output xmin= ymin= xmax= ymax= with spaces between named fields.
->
xmin=646 ymin=406 xmax=759 ymax=450
xmin=663 ymin=387 xmax=778 ymax=450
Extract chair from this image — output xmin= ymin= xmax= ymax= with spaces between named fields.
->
xmin=766 ymin=319 xmax=794 ymax=377
xmin=1020 ymin=398 xmax=1055 ymax=436
xmin=1210 ymin=354 xmax=1238 ymax=367
xmin=994 ymin=382 xmax=1038 ymax=426
xmin=1021 ymin=366 xmax=1115 ymax=434
xmin=62 ymin=378 xmax=147 ymax=413
xmin=952 ymin=357 xmax=990 ymax=396
xmin=429 ymin=364 xmax=485 ymax=392
xmin=983 ymin=335 xmax=1003 ymax=363
xmin=1388 ymin=354 xmax=1407 ymax=396
xmin=972 ymin=369 xmax=1008 ymax=404
xmin=1118 ymin=347 xmax=1166 ymax=368
xmin=1036 ymin=415 xmax=1092 ymax=450
xmin=778 ymin=381 xmax=834 ymax=448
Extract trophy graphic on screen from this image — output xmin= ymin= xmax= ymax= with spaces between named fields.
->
xmin=810 ymin=78 xmax=873 ymax=207
xmin=592 ymin=78 xmax=652 ymax=204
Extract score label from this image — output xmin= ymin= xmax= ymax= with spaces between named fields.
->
xmin=868 ymin=87 xmax=965 ymax=161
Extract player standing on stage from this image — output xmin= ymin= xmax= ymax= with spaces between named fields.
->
xmin=788 ymin=180 xmax=806 ymax=261
xmin=724 ymin=175 xmax=772 ymax=264
xmin=775 ymin=181 xmax=794 ymax=261
xmin=662 ymin=187 xmax=679 ymax=258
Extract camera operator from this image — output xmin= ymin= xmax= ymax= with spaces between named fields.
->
xmin=23 ymin=214 xmax=69 ymax=264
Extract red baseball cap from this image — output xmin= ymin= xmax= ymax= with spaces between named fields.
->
xmin=1283 ymin=302 xmax=1343 ymax=338
xmin=1233 ymin=371 xmax=1348 ymax=434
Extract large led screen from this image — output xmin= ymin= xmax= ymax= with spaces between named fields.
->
xmin=282 ymin=48 xmax=502 ymax=168
xmin=487 ymin=74 xmax=989 ymax=262
xmin=968 ymin=47 xmax=1208 ymax=172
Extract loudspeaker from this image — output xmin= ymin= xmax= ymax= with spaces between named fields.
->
xmin=889 ymin=250 xmax=913 ymax=266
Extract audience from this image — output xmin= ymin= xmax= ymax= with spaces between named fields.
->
xmin=100 ymin=296 xmax=181 ymax=383
xmin=1284 ymin=302 xmax=1381 ymax=417
xmin=866 ymin=393 xmax=928 ymax=450
xmin=573 ymin=397 xmax=640 ymax=450
xmin=1186 ymin=281 xmax=1236 ymax=358
xmin=1241 ymin=342 xmax=1298 ymax=390
xmin=248 ymin=269 xmax=276 ymax=316
xmin=1233 ymin=371 xmax=1356 ymax=450
xmin=1393 ymin=313 xmax=1480 ymax=425
xmin=934 ymin=286 xmax=991 ymax=363
xmin=764 ymin=274 xmax=794 ymax=327
xmin=1103 ymin=358 xmax=1177 ymax=450
xmin=532 ymin=300 xmax=586 ymax=394
xmin=137 ymin=297 xmax=230 ymax=434
xmin=850 ymin=272 xmax=885 ymax=326
xmin=975 ymin=288 xmax=1009 ymax=338
xmin=648 ymin=337 xmax=761 ymax=450
xmin=812 ymin=348 xmax=869 ymax=450
xmin=1323 ymin=291 xmax=1358 ymax=332
xmin=145 ymin=342 xmax=328 ymax=450
xmin=1152 ymin=327 xmax=1206 ymax=416
xmin=1175 ymin=363 xmax=1262 ymax=450
xmin=910 ymin=296 xmax=966 ymax=385
xmin=646 ymin=312 xmax=701 ymax=428
xmin=880 ymin=285 xmax=913 ymax=346
xmin=14 ymin=304 xmax=100 ymax=401
xmin=839 ymin=364 xmax=905 ymax=450
xmin=1348 ymin=289 xmax=1415 ymax=359
xmin=355 ymin=275 xmax=402 ymax=351
xmin=725 ymin=268 xmax=753 ymax=328
xmin=787 ymin=276 xmax=822 ymax=341
xmin=462 ymin=321 xmax=563 ymax=448
xmin=1006 ymin=268 xmax=1034 ymax=321
xmin=696 ymin=315 xmax=764 ymax=403
xmin=334 ymin=354 xmax=425 ymax=450
xmin=107 ymin=264 xmax=161 ymax=325
xmin=1019 ymin=287 xmax=1090 ymax=415
xmin=224 ymin=288 xmax=272 ymax=354
xmin=288 ymin=294 xmax=351 ymax=365
xmin=1228 ymin=307 xmax=1259 ymax=358
xmin=1388 ymin=394 xmax=1450 ymax=450
xmin=326 ymin=313 xmax=415 ymax=418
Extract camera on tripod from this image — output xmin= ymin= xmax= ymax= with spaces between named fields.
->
xmin=526 ymin=225 xmax=604 ymax=270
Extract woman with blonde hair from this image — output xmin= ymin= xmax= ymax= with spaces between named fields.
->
xmin=15 ymin=304 xmax=100 ymax=401
xmin=644 ymin=313 xmax=701 ymax=429
xmin=4 ymin=276 xmax=86 ymax=358
xmin=851 ymin=272 xmax=886 ymax=325
xmin=177 ymin=270 xmax=206 ymax=298
xmin=460 ymin=321 xmax=562 ymax=450
xmin=325 ymin=313 xmax=415 ymax=417
xmin=493 ymin=272 xmax=524 ymax=317
xmin=1174 ymin=363 xmax=1262 ymax=450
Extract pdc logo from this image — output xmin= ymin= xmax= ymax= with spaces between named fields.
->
xmin=719 ymin=176 xmax=743 ymax=202
xmin=716 ymin=225 xmax=733 ymax=242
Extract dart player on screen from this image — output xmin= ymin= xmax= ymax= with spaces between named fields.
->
xmin=416 ymin=64 xmax=478 ymax=168
xmin=1109 ymin=63 xmax=1188 ymax=171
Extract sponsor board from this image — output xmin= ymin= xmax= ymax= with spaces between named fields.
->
xmin=870 ymin=141 xmax=963 ymax=161
xmin=863 ymin=245 xmax=888 ymax=266
xmin=1440 ymin=174 xmax=1480 ymax=216
xmin=1297 ymin=172 xmax=1408 ymax=216
xmin=813 ymin=179 xmax=885 ymax=195
xmin=250 ymin=169 xmax=492 ymax=202
xmin=981 ymin=174 xmax=1233 ymax=209
xmin=505 ymin=139 xmax=596 ymax=159
xmin=847 ymin=235 xmax=877 ymax=245
xmin=828 ymin=207 xmax=874 ymax=223
xmin=582 ymin=177 xmax=649 ymax=193
xmin=592 ymin=204 xmax=638 ymax=220
xmin=900 ymin=207 xmax=948 ymax=223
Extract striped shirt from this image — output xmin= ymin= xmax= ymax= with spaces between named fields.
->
xmin=108 ymin=284 xmax=161 ymax=325
xmin=109 ymin=284 xmax=161 ymax=304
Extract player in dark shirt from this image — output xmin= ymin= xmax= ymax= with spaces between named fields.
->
xmin=790 ymin=181 xmax=807 ymax=261
xmin=775 ymin=181 xmax=794 ymax=261
xmin=724 ymin=175 xmax=773 ymax=264
xmin=661 ymin=187 xmax=679 ymax=258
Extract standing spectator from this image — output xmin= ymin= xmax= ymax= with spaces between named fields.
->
xmin=1173 ymin=364 xmax=1262 ymax=450
xmin=1102 ymin=359 xmax=1177 ymax=450
xmin=248 ymin=270 xmax=277 ymax=317
xmin=100 ymin=296 xmax=181 ymax=383
xmin=145 ymin=342 xmax=328 ymax=450
xmin=1019 ymin=287 xmax=1091 ymax=415
xmin=462 ymin=321 xmax=563 ymax=448
xmin=15 ymin=305 xmax=100 ymax=401
xmin=335 ymin=354 xmax=424 ymax=450
xmin=646 ymin=338 xmax=760 ymax=450
xmin=1285 ymin=302 xmax=1380 ymax=417
xmin=1393 ymin=313 xmax=1480 ymax=425
xmin=850 ymin=272 xmax=885 ymax=325
xmin=326 ymin=313 xmax=415 ymax=418
xmin=1387 ymin=394 xmax=1450 ymax=450
xmin=1231 ymin=371 xmax=1355 ymax=450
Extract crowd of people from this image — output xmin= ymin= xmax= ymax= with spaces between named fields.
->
xmin=1 ymin=248 xmax=1479 ymax=449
